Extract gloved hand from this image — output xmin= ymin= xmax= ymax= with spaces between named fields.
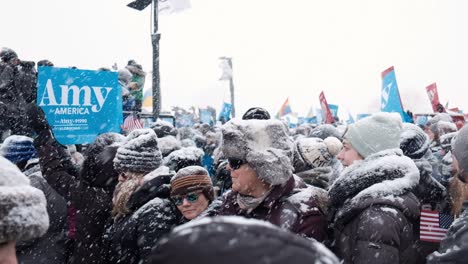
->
xmin=25 ymin=103 xmax=51 ymax=132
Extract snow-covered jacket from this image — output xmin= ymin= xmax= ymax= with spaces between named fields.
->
xmin=427 ymin=201 xmax=468 ymax=264
xmin=412 ymin=158 xmax=447 ymax=210
xmin=207 ymin=176 xmax=328 ymax=241
xmin=328 ymin=149 xmax=421 ymax=264
xmin=33 ymin=130 xmax=120 ymax=264
xmin=16 ymin=163 xmax=68 ymax=264
xmin=103 ymin=174 xmax=180 ymax=264
xmin=296 ymin=166 xmax=333 ymax=189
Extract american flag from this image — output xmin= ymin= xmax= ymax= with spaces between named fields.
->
xmin=420 ymin=210 xmax=454 ymax=243
xmin=122 ymin=113 xmax=143 ymax=132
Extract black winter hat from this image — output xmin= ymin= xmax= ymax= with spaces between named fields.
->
xmin=0 ymin=47 xmax=18 ymax=62
xmin=37 ymin=59 xmax=54 ymax=67
xmin=148 ymin=216 xmax=340 ymax=264
xmin=400 ymin=123 xmax=430 ymax=160
xmin=80 ymin=133 xmax=125 ymax=187
xmin=113 ymin=129 xmax=163 ymax=174
xmin=242 ymin=107 xmax=271 ymax=120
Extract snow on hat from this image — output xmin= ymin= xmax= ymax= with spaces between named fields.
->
xmin=221 ymin=119 xmax=294 ymax=185
xmin=242 ymin=107 xmax=271 ymax=120
xmin=151 ymin=120 xmax=177 ymax=138
xmin=452 ymin=125 xmax=468 ymax=172
xmin=295 ymin=137 xmax=342 ymax=170
xmin=170 ymin=165 xmax=214 ymax=201
xmin=345 ymin=112 xmax=402 ymax=158
xmin=440 ymin=132 xmax=457 ymax=152
xmin=0 ymin=47 xmax=18 ymax=62
xmin=309 ymin=124 xmax=343 ymax=141
xmin=433 ymin=121 xmax=457 ymax=135
xmin=0 ymin=135 xmax=37 ymax=164
xmin=0 ymin=156 xmax=49 ymax=243
xmin=113 ymin=129 xmax=162 ymax=174
xmin=163 ymin=147 xmax=204 ymax=172
xmin=180 ymin=139 xmax=196 ymax=148
xmin=157 ymin=136 xmax=182 ymax=157
xmin=400 ymin=123 xmax=430 ymax=159
xmin=118 ymin=68 xmax=132 ymax=85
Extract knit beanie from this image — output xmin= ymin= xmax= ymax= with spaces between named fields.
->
xmin=345 ymin=112 xmax=402 ymax=158
xmin=400 ymin=123 xmax=430 ymax=159
xmin=221 ymin=119 xmax=294 ymax=186
xmin=0 ymin=135 xmax=37 ymax=164
xmin=452 ymin=125 xmax=468 ymax=172
xmin=0 ymin=156 xmax=49 ymax=243
xmin=113 ymin=129 xmax=163 ymax=174
xmin=295 ymin=137 xmax=342 ymax=170
xmin=170 ymin=165 xmax=214 ymax=201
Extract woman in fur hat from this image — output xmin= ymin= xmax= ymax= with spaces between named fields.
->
xmin=104 ymin=129 xmax=179 ymax=264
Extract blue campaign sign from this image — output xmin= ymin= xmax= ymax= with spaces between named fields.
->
xmin=328 ymin=104 xmax=339 ymax=118
xmin=37 ymin=67 xmax=122 ymax=145
xmin=381 ymin=67 xmax=407 ymax=121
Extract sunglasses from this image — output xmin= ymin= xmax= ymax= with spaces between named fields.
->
xmin=228 ymin=158 xmax=247 ymax=170
xmin=172 ymin=192 xmax=200 ymax=206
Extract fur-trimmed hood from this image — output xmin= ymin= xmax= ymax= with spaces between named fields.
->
xmin=329 ymin=149 xmax=420 ymax=223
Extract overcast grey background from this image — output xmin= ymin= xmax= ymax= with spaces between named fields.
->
xmin=1 ymin=0 xmax=467 ymax=119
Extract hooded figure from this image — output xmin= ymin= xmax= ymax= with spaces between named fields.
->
xmin=26 ymin=101 xmax=126 ymax=264
xmin=104 ymin=129 xmax=179 ymax=264
xmin=0 ymin=47 xmax=31 ymax=135
xmin=0 ymin=156 xmax=49 ymax=263
xmin=205 ymin=119 xmax=327 ymax=241
xmin=427 ymin=125 xmax=468 ymax=264
xmin=1 ymin=135 xmax=68 ymax=264
xmin=329 ymin=112 xmax=421 ymax=264
xmin=147 ymin=216 xmax=340 ymax=264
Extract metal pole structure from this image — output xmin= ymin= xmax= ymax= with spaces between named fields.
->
xmin=127 ymin=0 xmax=161 ymax=119
xmin=227 ymin=58 xmax=235 ymax=118
xmin=152 ymin=0 xmax=161 ymax=119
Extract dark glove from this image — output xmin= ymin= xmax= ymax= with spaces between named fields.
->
xmin=25 ymin=103 xmax=51 ymax=132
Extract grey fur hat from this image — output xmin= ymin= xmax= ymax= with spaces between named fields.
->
xmin=113 ymin=129 xmax=163 ymax=174
xmin=0 ymin=156 xmax=49 ymax=243
xmin=221 ymin=119 xmax=294 ymax=186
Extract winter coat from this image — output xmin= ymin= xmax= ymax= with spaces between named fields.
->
xmin=15 ymin=61 xmax=37 ymax=103
xmin=412 ymin=158 xmax=447 ymax=210
xmin=16 ymin=163 xmax=68 ymax=264
xmin=427 ymin=201 xmax=468 ymax=264
xmin=126 ymin=65 xmax=145 ymax=102
xmin=103 ymin=174 xmax=180 ymax=264
xmin=0 ymin=62 xmax=29 ymax=134
xmin=328 ymin=149 xmax=421 ymax=264
xmin=33 ymin=130 xmax=119 ymax=264
xmin=296 ymin=167 xmax=333 ymax=189
xmin=147 ymin=216 xmax=340 ymax=264
xmin=209 ymin=176 xmax=328 ymax=241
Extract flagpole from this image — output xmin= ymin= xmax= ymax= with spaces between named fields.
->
xmin=126 ymin=0 xmax=162 ymax=119
xmin=152 ymin=0 xmax=161 ymax=119
xmin=227 ymin=58 xmax=235 ymax=118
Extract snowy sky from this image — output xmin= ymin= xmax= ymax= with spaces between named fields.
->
xmin=1 ymin=0 xmax=468 ymax=120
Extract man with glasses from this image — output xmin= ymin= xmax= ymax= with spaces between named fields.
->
xmin=208 ymin=119 xmax=327 ymax=241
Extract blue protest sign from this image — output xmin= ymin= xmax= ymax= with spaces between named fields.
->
xmin=218 ymin=102 xmax=232 ymax=121
xmin=328 ymin=104 xmax=339 ymax=118
xmin=37 ymin=67 xmax=122 ymax=145
xmin=356 ymin=113 xmax=371 ymax=120
xmin=381 ymin=66 xmax=410 ymax=122
xmin=200 ymin=109 xmax=214 ymax=125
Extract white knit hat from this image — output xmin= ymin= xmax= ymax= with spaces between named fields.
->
xmin=0 ymin=156 xmax=49 ymax=243
xmin=345 ymin=112 xmax=402 ymax=158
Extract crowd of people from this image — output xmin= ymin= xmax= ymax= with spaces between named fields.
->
xmin=1 ymin=46 xmax=468 ymax=263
